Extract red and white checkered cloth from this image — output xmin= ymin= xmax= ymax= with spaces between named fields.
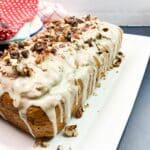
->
xmin=0 ymin=0 xmax=68 ymax=42
xmin=0 ymin=0 xmax=38 ymax=41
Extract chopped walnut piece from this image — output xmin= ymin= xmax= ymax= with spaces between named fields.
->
xmin=57 ymin=145 xmax=63 ymax=150
xmin=64 ymin=125 xmax=78 ymax=137
xmin=85 ymin=14 xmax=91 ymax=21
xmin=15 ymin=64 xmax=33 ymax=77
xmin=65 ymin=31 xmax=72 ymax=41
xmin=64 ymin=16 xmax=78 ymax=27
xmin=21 ymin=50 xmax=29 ymax=58
xmin=75 ymin=106 xmax=84 ymax=118
xmin=34 ymin=138 xmax=49 ymax=148
xmin=3 ymin=55 xmax=10 ymax=64
xmin=118 ymin=51 xmax=124 ymax=57
xmin=50 ymin=48 xmax=57 ymax=54
xmin=76 ymin=18 xmax=84 ymax=24
xmin=35 ymin=54 xmax=44 ymax=64
xmin=18 ymin=41 xmax=25 ymax=48
xmin=103 ymin=27 xmax=109 ymax=32
xmin=31 ymin=43 xmax=46 ymax=54
xmin=10 ymin=50 xmax=20 ymax=59
xmin=84 ymin=38 xmax=93 ymax=47
xmin=113 ymin=56 xmax=122 ymax=67
xmin=73 ymin=33 xmax=80 ymax=39
xmin=112 ymin=52 xmax=124 ymax=67
xmin=96 ymin=51 xmax=102 ymax=55
xmin=8 ymin=42 xmax=18 ymax=50
xmin=96 ymin=33 xmax=102 ymax=39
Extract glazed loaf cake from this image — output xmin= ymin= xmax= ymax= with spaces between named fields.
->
xmin=0 ymin=16 xmax=123 ymax=139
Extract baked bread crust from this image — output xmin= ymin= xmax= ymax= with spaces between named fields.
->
xmin=0 ymin=92 xmax=65 ymax=138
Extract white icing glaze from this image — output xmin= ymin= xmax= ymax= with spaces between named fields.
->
xmin=0 ymin=17 xmax=122 ymax=137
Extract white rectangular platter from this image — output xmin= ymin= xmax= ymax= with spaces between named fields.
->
xmin=0 ymin=34 xmax=150 ymax=150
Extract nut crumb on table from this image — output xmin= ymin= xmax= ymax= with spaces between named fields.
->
xmin=64 ymin=125 xmax=78 ymax=137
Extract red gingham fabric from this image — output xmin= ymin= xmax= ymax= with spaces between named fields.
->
xmin=0 ymin=0 xmax=38 ymax=41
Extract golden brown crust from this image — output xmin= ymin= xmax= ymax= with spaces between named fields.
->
xmin=0 ymin=92 xmax=66 ymax=138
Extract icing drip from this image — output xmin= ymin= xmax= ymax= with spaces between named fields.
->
xmin=58 ymin=102 xmax=63 ymax=123
xmin=19 ymin=109 xmax=35 ymax=137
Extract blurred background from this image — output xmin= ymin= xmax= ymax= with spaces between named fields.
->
xmin=50 ymin=0 xmax=150 ymax=25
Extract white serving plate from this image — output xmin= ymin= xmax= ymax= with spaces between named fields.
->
xmin=0 ymin=34 xmax=149 ymax=150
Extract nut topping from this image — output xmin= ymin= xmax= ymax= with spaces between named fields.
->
xmin=76 ymin=18 xmax=84 ymax=24
xmin=57 ymin=145 xmax=63 ymax=150
xmin=74 ymin=106 xmax=84 ymax=118
xmin=64 ymin=125 xmax=78 ymax=137
xmin=50 ymin=48 xmax=57 ymax=54
xmin=21 ymin=50 xmax=29 ymax=58
xmin=35 ymin=54 xmax=44 ymax=64
xmin=96 ymin=33 xmax=102 ymax=39
xmin=85 ymin=15 xmax=91 ymax=21
xmin=65 ymin=31 xmax=72 ymax=41
xmin=64 ymin=16 xmax=78 ymax=27
xmin=15 ymin=64 xmax=33 ymax=77
xmin=103 ymin=27 xmax=109 ymax=32
xmin=31 ymin=43 xmax=46 ymax=54
xmin=84 ymin=38 xmax=93 ymax=47
xmin=18 ymin=41 xmax=25 ymax=49
xmin=10 ymin=50 xmax=20 ymax=59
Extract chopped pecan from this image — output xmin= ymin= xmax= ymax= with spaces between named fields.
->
xmin=96 ymin=33 xmax=102 ymax=39
xmin=74 ymin=106 xmax=84 ymax=118
xmin=22 ymin=41 xmax=30 ymax=46
xmin=9 ymin=50 xmax=20 ymax=59
xmin=112 ymin=56 xmax=122 ymax=67
xmin=64 ymin=16 xmax=78 ymax=27
xmin=76 ymin=18 xmax=84 ymax=24
xmin=31 ymin=43 xmax=46 ymax=54
xmin=84 ymin=38 xmax=93 ymax=47
xmin=64 ymin=125 xmax=78 ymax=137
xmin=96 ymin=51 xmax=102 ymax=55
xmin=18 ymin=41 xmax=25 ymax=49
xmin=118 ymin=51 xmax=124 ymax=57
xmin=35 ymin=54 xmax=44 ymax=64
xmin=15 ymin=64 xmax=33 ymax=77
xmin=34 ymin=138 xmax=49 ymax=148
xmin=73 ymin=33 xmax=80 ymax=39
xmin=85 ymin=15 xmax=91 ymax=21
xmin=21 ymin=50 xmax=29 ymax=58
xmin=57 ymin=145 xmax=63 ymax=150
xmin=103 ymin=27 xmax=109 ymax=32
xmin=57 ymin=35 xmax=66 ymax=42
xmin=65 ymin=31 xmax=72 ymax=41
xmin=50 ymin=48 xmax=57 ymax=54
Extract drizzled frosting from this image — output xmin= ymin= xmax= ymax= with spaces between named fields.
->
xmin=0 ymin=16 xmax=122 ymax=137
